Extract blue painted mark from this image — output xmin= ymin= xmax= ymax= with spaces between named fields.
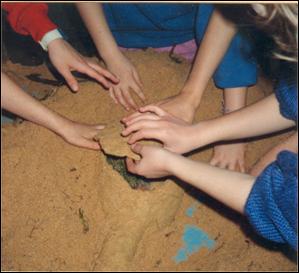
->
xmin=185 ymin=205 xmax=196 ymax=217
xmin=174 ymin=225 xmax=215 ymax=264
xmin=175 ymin=248 xmax=188 ymax=263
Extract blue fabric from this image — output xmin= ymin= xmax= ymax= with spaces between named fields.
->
xmin=195 ymin=5 xmax=257 ymax=88
xmin=274 ymin=80 xmax=298 ymax=122
xmin=102 ymin=4 xmax=196 ymax=48
xmin=245 ymin=81 xmax=298 ymax=250
xmin=103 ymin=3 xmax=257 ymax=88
xmin=245 ymin=151 xmax=297 ymax=250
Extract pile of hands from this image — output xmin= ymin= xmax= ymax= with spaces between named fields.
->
xmin=122 ymin=105 xmax=195 ymax=179
xmin=51 ymin=39 xmax=256 ymax=178
xmin=52 ymin=40 xmax=255 ymax=178
xmin=51 ymin=38 xmax=197 ymax=179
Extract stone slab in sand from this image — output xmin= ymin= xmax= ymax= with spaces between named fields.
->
xmin=94 ymin=121 xmax=162 ymax=161
xmin=1 ymin=50 xmax=296 ymax=271
xmin=94 ymin=121 xmax=141 ymax=160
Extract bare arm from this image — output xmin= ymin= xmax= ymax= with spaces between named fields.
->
xmin=122 ymin=94 xmax=295 ymax=154
xmin=1 ymin=73 xmax=65 ymax=132
xmin=1 ymin=73 xmax=104 ymax=150
xmin=76 ymin=3 xmax=121 ymax=63
xmin=76 ymin=3 xmax=145 ymax=110
xmin=169 ymin=153 xmax=255 ymax=213
xmin=155 ymin=10 xmax=237 ymax=122
xmin=194 ymin=94 xmax=295 ymax=147
xmin=127 ymin=144 xmax=255 ymax=213
xmin=182 ymin=10 xmax=237 ymax=105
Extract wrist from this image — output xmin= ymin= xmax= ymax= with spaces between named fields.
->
xmin=164 ymin=151 xmax=182 ymax=175
xmin=47 ymin=37 xmax=65 ymax=53
xmin=39 ymin=29 xmax=64 ymax=51
xmin=180 ymin=84 xmax=203 ymax=109
xmin=98 ymin=45 xmax=124 ymax=64
xmin=190 ymin=120 xmax=220 ymax=150
xmin=49 ymin=113 xmax=72 ymax=137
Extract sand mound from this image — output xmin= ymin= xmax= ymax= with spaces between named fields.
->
xmin=2 ymin=50 xmax=296 ymax=271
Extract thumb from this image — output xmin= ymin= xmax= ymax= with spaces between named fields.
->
xmin=131 ymin=143 xmax=143 ymax=155
xmin=139 ymin=105 xmax=166 ymax=117
xmin=80 ymin=138 xmax=101 ymax=150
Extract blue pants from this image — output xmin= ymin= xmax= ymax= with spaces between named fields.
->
xmin=103 ymin=3 xmax=257 ymax=89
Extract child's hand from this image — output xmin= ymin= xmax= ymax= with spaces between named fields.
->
xmin=126 ymin=143 xmax=173 ymax=179
xmin=58 ymin=119 xmax=105 ymax=150
xmin=210 ymin=143 xmax=246 ymax=173
xmin=155 ymin=92 xmax=198 ymax=124
xmin=122 ymin=105 xmax=194 ymax=154
xmin=48 ymin=39 xmax=119 ymax=92
xmin=106 ymin=53 xmax=145 ymax=111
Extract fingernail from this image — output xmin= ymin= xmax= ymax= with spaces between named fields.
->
xmin=72 ymin=85 xmax=78 ymax=92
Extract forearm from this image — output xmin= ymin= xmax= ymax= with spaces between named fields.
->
xmin=223 ymin=87 xmax=247 ymax=113
xmin=168 ymin=153 xmax=255 ymax=213
xmin=190 ymin=94 xmax=295 ymax=149
xmin=1 ymin=73 xmax=66 ymax=133
xmin=76 ymin=3 xmax=121 ymax=63
xmin=182 ymin=10 xmax=237 ymax=106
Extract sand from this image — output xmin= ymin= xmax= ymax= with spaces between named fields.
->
xmin=1 ymin=50 xmax=297 ymax=271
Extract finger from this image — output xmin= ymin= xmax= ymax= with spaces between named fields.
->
xmin=210 ymin=157 xmax=219 ymax=166
xmin=249 ymin=167 xmax=259 ymax=176
xmin=228 ymin=161 xmax=236 ymax=171
xmin=219 ymin=161 xmax=228 ymax=169
xmin=122 ymin=111 xmax=144 ymax=123
xmin=75 ymin=63 xmax=111 ymax=89
xmin=132 ymin=69 xmax=144 ymax=89
xmin=126 ymin=157 xmax=138 ymax=174
xmin=114 ymin=88 xmax=130 ymax=111
xmin=79 ymin=138 xmax=101 ymax=150
xmin=131 ymin=143 xmax=143 ymax=155
xmin=125 ymin=113 xmax=161 ymax=126
xmin=122 ymin=88 xmax=139 ymax=110
xmin=123 ymin=105 xmax=163 ymax=123
xmin=139 ymin=105 xmax=167 ymax=117
xmin=60 ymin=68 xmax=79 ymax=92
xmin=238 ymin=161 xmax=246 ymax=173
xmin=87 ymin=61 xmax=119 ymax=84
xmin=122 ymin=120 xmax=160 ymax=136
xmin=109 ymin=87 xmax=118 ymax=104
xmin=128 ymin=128 xmax=162 ymax=144
xmin=131 ymin=80 xmax=146 ymax=102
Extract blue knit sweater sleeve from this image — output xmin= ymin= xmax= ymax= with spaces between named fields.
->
xmin=245 ymin=151 xmax=298 ymax=250
xmin=274 ymin=80 xmax=297 ymax=122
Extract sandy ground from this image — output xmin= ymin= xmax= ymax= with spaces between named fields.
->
xmin=1 ymin=50 xmax=297 ymax=271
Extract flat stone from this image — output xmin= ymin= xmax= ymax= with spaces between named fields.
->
xmin=94 ymin=122 xmax=140 ymax=160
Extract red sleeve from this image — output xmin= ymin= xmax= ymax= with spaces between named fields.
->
xmin=2 ymin=3 xmax=58 ymax=42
